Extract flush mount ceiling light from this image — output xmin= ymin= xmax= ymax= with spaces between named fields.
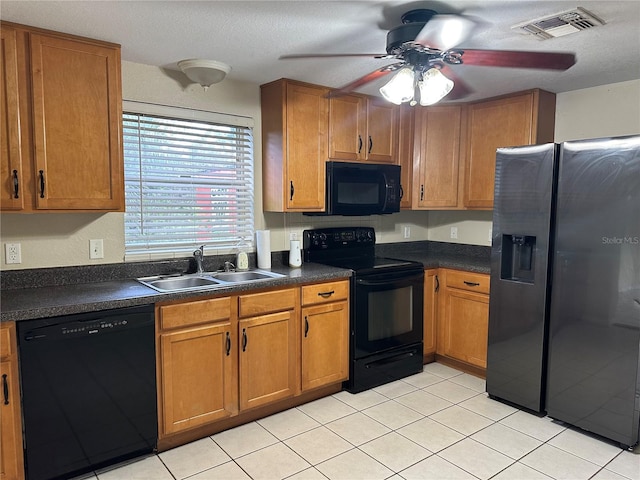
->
xmin=379 ymin=66 xmax=453 ymax=106
xmin=177 ymin=59 xmax=231 ymax=91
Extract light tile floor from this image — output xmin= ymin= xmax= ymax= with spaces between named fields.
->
xmin=80 ymin=363 xmax=639 ymax=480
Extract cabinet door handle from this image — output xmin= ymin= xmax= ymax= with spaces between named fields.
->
xmin=289 ymin=181 xmax=294 ymax=201
xmin=39 ymin=170 xmax=45 ymax=198
xmin=242 ymin=328 xmax=247 ymax=352
xmin=435 ymin=275 xmax=440 ymax=292
xmin=368 ymin=135 xmax=373 ymax=154
xmin=304 ymin=316 xmax=309 ymax=337
xmin=464 ymin=281 xmax=480 ymax=287
xmin=318 ymin=290 xmax=334 ymax=298
xmin=2 ymin=374 xmax=8 ymax=405
xmin=12 ymin=170 xmax=19 ymax=199
xmin=225 ymin=332 xmax=231 ymax=356
xmin=358 ymin=135 xmax=363 ymax=154
xmin=420 ymin=185 xmax=424 ymax=202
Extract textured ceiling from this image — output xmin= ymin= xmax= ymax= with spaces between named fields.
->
xmin=2 ymin=1 xmax=639 ymax=102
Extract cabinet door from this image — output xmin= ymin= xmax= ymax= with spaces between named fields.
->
xmin=1 ymin=324 xmax=24 ymax=480
xmin=239 ymin=311 xmax=297 ymax=410
xmin=301 ymin=301 xmax=349 ymax=391
xmin=366 ymin=99 xmax=398 ymax=163
xmin=414 ymin=105 xmax=462 ymax=208
xmin=464 ymin=93 xmax=535 ymax=209
xmin=0 ymin=26 xmax=25 ymax=211
xmin=285 ymin=82 xmax=327 ymax=211
xmin=160 ymin=323 xmax=237 ymax=435
xmin=329 ymin=94 xmax=365 ymax=161
xmin=423 ymin=269 xmax=438 ymax=356
xmin=397 ymin=105 xmax=414 ymax=209
xmin=30 ymin=33 xmax=123 ymax=210
xmin=441 ymin=288 xmax=489 ymax=368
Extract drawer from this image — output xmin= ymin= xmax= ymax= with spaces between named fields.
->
xmin=239 ymin=288 xmax=297 ymax=317
xmin=160 ymin=296 xmax=232 ymax=330
xmin=445 ymin=270 xmax=490 ymax=294
xmin=0 ymin=324 xmax=12 ymax=358
xmin=302 ymin=280 xmax=349 ymax=306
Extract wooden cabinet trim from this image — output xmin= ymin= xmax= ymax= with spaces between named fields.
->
xmin=238 ymin=288 xmax=297 ymax=317
xmin=444 ymin=269 xmax=490 ymax=294
xmin=301 ymin=280 xmax=349 ymax=305
xmin=160 ymin=296 xmax=232 ymax=330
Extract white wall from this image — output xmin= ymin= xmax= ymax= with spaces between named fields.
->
xmin=2 ymin=70 xmax=639 ymax=270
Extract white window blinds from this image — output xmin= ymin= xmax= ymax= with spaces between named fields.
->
xmin=123 ymin=109 xmax=254 ymax=259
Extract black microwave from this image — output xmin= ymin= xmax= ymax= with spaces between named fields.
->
xmin=306 ymin=161 xmax=402 ymax=216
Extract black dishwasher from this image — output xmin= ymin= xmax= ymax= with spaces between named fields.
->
xmin=17 ymin=304 xmax=157 ymax=480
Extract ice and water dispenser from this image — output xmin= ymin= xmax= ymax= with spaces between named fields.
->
xmin=501 ymin=234 xmax=536 ymax=283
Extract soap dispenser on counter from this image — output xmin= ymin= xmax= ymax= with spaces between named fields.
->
xmin=289 ymin=233 xmax=302 ymax=268
xmin=235 ymin=237 xmax=249 ymax=271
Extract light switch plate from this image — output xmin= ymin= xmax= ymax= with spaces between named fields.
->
xmin=450 ymin=227 xmax=458 ymax=239
xmin=90 ymin=239 xmax=104 ymax=259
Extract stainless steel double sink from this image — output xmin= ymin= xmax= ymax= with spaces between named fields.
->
xmin=137 ymin=269 xmax=286 ymax=293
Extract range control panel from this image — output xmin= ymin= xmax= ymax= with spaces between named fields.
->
xmin=303 ymin=227 xmax=376 ymax=251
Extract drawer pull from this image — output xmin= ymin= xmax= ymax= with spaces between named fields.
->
xmin=39 ymin=170 xmax=45 ymax=198
xmin=464 ymin=281 xmax=480 ymax=287
xmin=318 ymin=290 xmax=335 ymax=298
xmin=12 ymin=170 xmax=19 ymax=199
xmin=2 ymin=374 xmax=8 ymax=405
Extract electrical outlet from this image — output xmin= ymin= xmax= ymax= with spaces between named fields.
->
xmin=403 ymin=225 xmax=411 ymax=239
xmin=5 ymin=243 xmax=22 ymax=264
xmin=90 ymin=239 xmax=104 ymax=259
xmin=450 ymin=227 xmax=458 ymax=239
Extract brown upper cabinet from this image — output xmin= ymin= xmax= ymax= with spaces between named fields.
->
xmin=412 ymin=104 xmax=465 ymax=209
xmin=464 ymin=89 xmax=556 ymax=209
xmin=261 ymin=79 xmax=328 ymax=212
xmin=397 ymin=105 xmax=414 ymax=209
xmin=328 ymin=94 xmax=398 ymax=163
xmin=0 ymin=22 xmax=124 ymax=213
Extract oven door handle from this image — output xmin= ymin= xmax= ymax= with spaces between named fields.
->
xmin=355 ymin=271 xmax=424 ymax=286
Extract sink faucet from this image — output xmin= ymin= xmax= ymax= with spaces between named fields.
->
xmin=193 ymin=245 xmax=205 ymax=274
xmin=224 ymin=261 xmax=235 ymax=272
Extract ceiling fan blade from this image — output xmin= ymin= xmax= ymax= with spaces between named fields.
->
xmin=414 ymin=14 xmax=478 ymax=51
xmin=280 ymin=53 xmax=391 ymax=60
xmin=438 ymin=65 xmax=474 ymax=100
xmin=329 ymin=63 xmax=405 ymax=97
xmin=458 ymin=49 xmax=576 ymax=70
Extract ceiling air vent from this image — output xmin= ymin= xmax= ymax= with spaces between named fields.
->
xmin=512 ymin=7 xmax=605 ymax=40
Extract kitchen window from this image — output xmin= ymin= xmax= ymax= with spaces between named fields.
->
xmin=123 ymin=101 xmax=254 ymax=260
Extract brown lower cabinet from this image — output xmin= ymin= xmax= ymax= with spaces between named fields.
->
xmin=1 ymin=322 xmax=24 ymax=480
xmin=436 ymin=269 xmax=490 ymax=372
xmin=157 ymin=280 xmax=349 ymax=443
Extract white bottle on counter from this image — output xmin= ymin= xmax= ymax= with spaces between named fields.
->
xmin=236 ymin=237 xmax=249 ymax=271
xmin=289 ymin=234 xmax=302 ymax=268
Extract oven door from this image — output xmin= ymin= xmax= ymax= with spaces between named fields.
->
xmin=353 ymin=268 xmax=424 ymax=358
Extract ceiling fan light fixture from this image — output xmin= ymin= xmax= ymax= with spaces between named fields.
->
xmin=379 ymin=67 xmax=415 ymax=105
xmin=177 ymin=59 xmax=231 ymax=91
xmin=418 ymin=67 xmax=454 ymax=106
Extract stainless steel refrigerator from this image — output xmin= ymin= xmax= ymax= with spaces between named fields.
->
xmin=486 ymin=135 xmax=640 ymax=448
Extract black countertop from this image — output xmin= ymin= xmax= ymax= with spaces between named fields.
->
xmin=1 ymin=241 xmax=490 ymax=323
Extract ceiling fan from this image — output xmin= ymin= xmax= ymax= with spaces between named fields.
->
xmin=280 ymin=9 xmax=576 ymax=105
